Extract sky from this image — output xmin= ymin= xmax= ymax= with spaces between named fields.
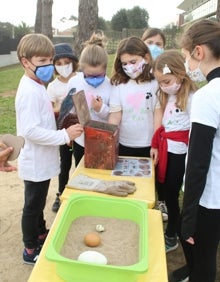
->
xmin=0 ymin=0 xmax=184 ymax=30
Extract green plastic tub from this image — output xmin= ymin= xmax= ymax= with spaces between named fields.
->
xmin=45 ymin=194 xmax=148 ymax=282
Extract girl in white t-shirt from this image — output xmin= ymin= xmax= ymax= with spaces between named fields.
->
xmin=174 ymin=19 xmax=220 ymax=282
xmin=47 ymin=43 xmax=79 ymax=212
xmin=68 ymin=31 xmax=111 ymax=167
xmin=108 ymin=36 xmax=162 ymax=159
xmin=151 ymin=50 xmax=197 ymax=254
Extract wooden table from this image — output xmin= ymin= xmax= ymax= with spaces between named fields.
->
xmin=62 ymin=156 xmax=156 ymax=209
xmin=28 ymin=207 xmax=168 ymax=282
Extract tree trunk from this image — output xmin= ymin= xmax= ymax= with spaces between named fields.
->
xmin=41 ymin=0 xmax=53 ymax=39
xmin=217 ymin=0 xmax=220 ymax=22
xmin=74 ymin=0 xmax=98 ymax=56
xmin=35 ymin=0 xmax=53 ymax=39
xmin=35 ymin=0 xmax=42 ymax=33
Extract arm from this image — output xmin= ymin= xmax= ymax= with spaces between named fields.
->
xmin=153 ymin=107 xmax=163 ymax=132
xmin=150 ymin=148 xmax=159 ymax=165
xmin=181 ymin=122 xmax=216 ymax=241
xmin=91 ymin=96 xmax=110 ymax=120
xmin=108 ymin=111 xmax=122 ymax=126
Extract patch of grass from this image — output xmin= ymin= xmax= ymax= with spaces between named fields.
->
xmin=107 ymin=53 xmax=115 ymax=77
xmin=0 ymin=96 xmax=16 ymax=134
xmin=0 ymin=64 xmax=23 ymax=134
xmin=0 ymin=64 xmax=23 ymax=93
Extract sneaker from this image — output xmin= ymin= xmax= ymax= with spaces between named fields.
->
xmin=52 ymin=193 xmax=61 ymax=212
xmin=23 ymin=247 xmax=41 ymax=265
xmin=165 ymin=234 xmax=178 ymax=253
xmin=158 ymin=201 xmax=168 ymax=221
xmin=169 ymin=265 xmax=189 ymax=282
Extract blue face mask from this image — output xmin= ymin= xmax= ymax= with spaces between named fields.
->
xmin=84 ymin=75 xmax=105 ymax=88
xmin=34 ymin=64 xmax=54 ymax=82
xmin=148 ymin=44 xmax=164 ymax=60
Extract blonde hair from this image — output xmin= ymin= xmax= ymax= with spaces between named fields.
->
xmin=17 ymin=33 xmax=54 ymax=62
xmin=79 ymin=31 xmax=108 ymax=69
xmin=153 ymin=50 xmax=197 ymax=111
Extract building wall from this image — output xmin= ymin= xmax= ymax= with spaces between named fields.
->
xmin=0 ymin=52 xmax=19 ymax=68
xmin=178 ymin=0 xmax=217 ymax=25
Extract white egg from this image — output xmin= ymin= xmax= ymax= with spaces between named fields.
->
xmin=77 ymin=251 xmax=107 ymax=265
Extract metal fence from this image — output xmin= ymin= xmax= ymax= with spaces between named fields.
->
xmin=0 ymin=28 xmax=180 ymax=64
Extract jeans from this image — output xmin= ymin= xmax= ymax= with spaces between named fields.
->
xmin=22 ymin=179 xmax=50 ymax=249
xmin=73 ymin=141 xmax=84 ymax=167
xmin=58 ymin=144 xmax=73 ymax=194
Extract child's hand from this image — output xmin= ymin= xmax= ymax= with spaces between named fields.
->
xmin=186 ymin=237 xmax=195 ymax=245
xmin=66 ymin=124 xmax=84 ymax=141
xmin=150 ymin=148 xmax=159 ymax=165
xmin=0 ymin=144 xmax=17 ymax=172
xmin=61 ymin=114 xmax=79 ymax=129
xmin=91 ymin=95 xmax=103 ymax=112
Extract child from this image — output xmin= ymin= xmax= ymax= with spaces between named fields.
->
xmin=67 ymin=31 xmax=111 ymax=167
xmin=150 ymin=50 xmax=197 ymax=254
xmin=142 ymin=27 xmax=165 ymax=60
xmin=108 ymin=36 xmax=161 ymax=160
xmin=142 ymin=28 xmax=167 ymax=220
xmin=171 ymin=19 xmax=220 ymax=282
xmin=142 ymin=28 xmax=168 ymax=221
xmin=16 ymin=34 xmax=83 ymax=265
xmin=47 ymin=43 xmax=79 ymax=212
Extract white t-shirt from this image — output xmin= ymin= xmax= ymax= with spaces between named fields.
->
xmin=67 ymin=72 xmax=112 ymax=147
xmin=162 ymin=92 xmax=193 ymax=154
xmin=15 ymin=75 xmax=70 ymax=182
xmin=109 ymin=79 xmax=159 ymax=147
xmin=190 ymin=78 xmax=220 ymax=209
xmin=47 ymin=77 xmax=69 ymax=110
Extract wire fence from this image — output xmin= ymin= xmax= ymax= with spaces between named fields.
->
xmin=0 ymin=28 xmax=181 ymax=56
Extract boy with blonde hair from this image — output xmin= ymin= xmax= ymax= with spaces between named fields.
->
xmin=16 ymin=34 xmax=83 ymax=264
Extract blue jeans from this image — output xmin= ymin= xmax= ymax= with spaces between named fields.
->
xmin=22 ymin=179 xmax=50 ymax=249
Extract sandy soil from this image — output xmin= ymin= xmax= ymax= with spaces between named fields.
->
xmin=0 ymin=160 xmax=219 ymax=282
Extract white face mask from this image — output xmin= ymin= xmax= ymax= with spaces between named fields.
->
xmin=55 ymin=63 xmax=73 ymax=78
xmin=122 ymin=59 xmax=146 ymax=79
xmin=160 ymin=82 xmax=181 ymax=95
xmin=184 ymin=59 xmax=206 ymax=83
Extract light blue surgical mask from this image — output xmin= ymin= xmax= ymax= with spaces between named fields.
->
xmin=34 ymin=64 xmax=54 ymax=82
xmin=148 ymin=44 xmax=164 ymax=60
xmin=84 ymin=75 xmax=105 ymax=88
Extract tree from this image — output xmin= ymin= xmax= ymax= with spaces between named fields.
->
xmin=74 ymin=0 xmax=98 ymax=56
xmin=127 ymin=6 xmax=149 ymax=29
xmin=14 ymin=22 xmax=32 ymax=39
xmin=0 ymin=22 xmax=31 ymax=41
xmin=111 ymin=7 xmax=149 ymax=31
xmin=98 ymin=17 xmax=108 ymax=31
xmin=0 ymin=22 xmax=14 ymax=41
xmin=35 ymin=0 xmax=53 ymax=39
xmin=111 ymin=9 xmax=129 ymax=31
xmin=35 ymin=0 xmax=42 ymax=33
xmin=217 ymin=0 xmax=220 ymax=22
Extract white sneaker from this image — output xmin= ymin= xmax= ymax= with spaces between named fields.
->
xmin=157 ymin=201 xmax=168 ymax=221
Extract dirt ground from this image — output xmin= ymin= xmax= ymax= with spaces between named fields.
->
xmin=1 ymin=159 xmax=219 ymax=282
